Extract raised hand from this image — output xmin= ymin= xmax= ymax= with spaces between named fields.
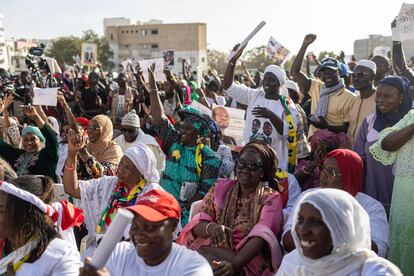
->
xmin=21 ymin=105 xmax=37 ymax=118
xmin=252 ymin=106 xmax=277 ymax=120
xmin=57 ymin=90 xmax=68 ymax=108
xmin=229 ymin=43 xmax=246 ymax=64
xmin=147 ymin=63 xmax=157 ymax=90
xmin=303 ymin=34 xmax=317 ymax=46
xmin=67 ymin=129 xmax=86 ymax=154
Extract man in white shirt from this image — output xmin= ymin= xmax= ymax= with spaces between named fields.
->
xmin=80 ymin=189 xmax=213 ymax=276
xmin=114 ymin=110 xmax=165 ymax=172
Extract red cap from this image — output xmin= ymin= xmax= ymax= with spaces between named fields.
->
xmin=127 ymin=190 xmax=181 ymax=222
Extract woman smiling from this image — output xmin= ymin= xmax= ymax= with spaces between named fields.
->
xmin=276 ymin=189 xmax=401 ymax=276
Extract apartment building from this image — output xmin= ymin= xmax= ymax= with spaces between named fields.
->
xmin=104 ymin=19 xmax=207 ymax=72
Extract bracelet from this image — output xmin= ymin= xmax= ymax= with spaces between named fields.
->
xmin=64 ymin=162 xmax=76 ymax=171
xmin=205 ymin=222 xmax=214 ymax=236
xmin=302 ymin=168 xmax=311 ymax=175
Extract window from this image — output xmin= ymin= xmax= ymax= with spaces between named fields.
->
xmin=141 ymin=30 xmax=147 ymax=36
xmin=126 ymin=31 xmax=129 ymax=34
xmin=151 ymin=29 xmax=158 ymax=35
xmin=110 ymin=34 xmax=113 ymax=40
xmin=121 ymin=31 xmax=124 ymax=34
xmin=135 ymin=30 xmax=139 ymax=33
xmin=151 ymin=44 xmax=158 ymax=49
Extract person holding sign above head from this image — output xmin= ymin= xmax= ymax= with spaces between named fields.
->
xmin=223 ymin=44 xmax=301 ymax=172
xmin=290 ymin=34 xmax=357 ymax=141
xmin=80 ymin=189 xmax=212 ymax=276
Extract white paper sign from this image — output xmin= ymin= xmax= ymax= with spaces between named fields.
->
xmin=33 ymin=88 xmax=58 ymax=106
xmin=394 ymin=3 xmax=414 ymax=41
xmin=138 ymin=58 xmax=166 ymax=82
xmin=266 ymin=36 xmax=290 ymax=65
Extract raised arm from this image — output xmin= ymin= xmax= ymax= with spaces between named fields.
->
xmin=148 ymin=63 xmax=166 ymax=125
xmin=23 ymin=105 xmax=45 ymax=128
xmin=241 ymin=61 xmax=256 ymax=87
xmin=57 ymin=91 xmax=80 ymax=134
xmin=222 ymin=44 xmax=245 ymax=90
xmin=290 ymin=34 xmax=316 ymax=93
xmin=62 ymin=129 xmax=84 ymax=199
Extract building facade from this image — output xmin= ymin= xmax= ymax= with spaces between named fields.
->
xmin=0 ymin=12 xmax=10 ymax=70
xmin=104 ymin=19 xmax=207 ymax=72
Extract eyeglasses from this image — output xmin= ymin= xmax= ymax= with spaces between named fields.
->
xmin=121 ymin=128 xmax=137 ymax=133
xmin=236 ymin=158 xmax=263 ymax=170
xmin=319 ymin=164 xmax=342 ymax=178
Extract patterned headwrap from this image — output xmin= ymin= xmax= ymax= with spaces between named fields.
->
xmin=178 ymin=105 xmax=211 ymax=138
xmin=205 ymin=116 xmax=223 ymax=145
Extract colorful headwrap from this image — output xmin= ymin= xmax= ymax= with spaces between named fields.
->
xmin=179 ymin=105 xmax=211 ymax=138
xmin=205 ymin=116 xmax=223 ymax=145
xmin=309 ymin=129 xmax=346 ymax=151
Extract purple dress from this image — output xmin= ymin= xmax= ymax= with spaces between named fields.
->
xmin=353 ymin=114 xmax=394 ymax=208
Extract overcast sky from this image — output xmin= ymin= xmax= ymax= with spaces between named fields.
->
xmin=1 ymin=0 xmax=406 ymax=56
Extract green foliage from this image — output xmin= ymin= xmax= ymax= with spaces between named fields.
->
xmin=207 ymin=49 xmax=227 ymax=74
xmin=46 ymin=30 xmax=114 ymax=70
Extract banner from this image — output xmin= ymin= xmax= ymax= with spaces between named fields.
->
xmin=81 ymin=43 xmax=97 ymax=66
xmin=393 ymin=3 xmax=414 ymax=41
xmin=266 ymin=36 xmax=290 ymax=65
xmin=212 ymin=104 xmax=245 ymax=146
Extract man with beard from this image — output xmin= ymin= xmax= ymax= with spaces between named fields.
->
xmin=371 ymin=55 xmax=391 ymax=87
xmin=290 ymin=34 xmax=356 ymax=138
xmin=80 ymin=189 xmax=213 ymax=276
xmin=347 ymin=60 xmax=377 ymax=148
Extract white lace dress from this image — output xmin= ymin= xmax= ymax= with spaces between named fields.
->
xmin=369 ymin=109 xmax=414 ymax=275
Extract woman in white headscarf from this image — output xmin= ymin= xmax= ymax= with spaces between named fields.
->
xmin=223 ymin=44 xmax=301 ymax=172
xmin=63 ymin=136 xmax=162 ymax=255
xmin=276 ymin=188 xmax=401 ymax=276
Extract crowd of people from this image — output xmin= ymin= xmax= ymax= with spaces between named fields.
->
xmin=0 ymin=27 xmax=412 ymax=275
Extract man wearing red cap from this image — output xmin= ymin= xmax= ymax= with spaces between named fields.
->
xmin=81 ymin=190 xmax=213 ymax=275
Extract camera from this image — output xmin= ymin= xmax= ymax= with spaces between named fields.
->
xmin=25 ymin=43 xmax=49 ymax=84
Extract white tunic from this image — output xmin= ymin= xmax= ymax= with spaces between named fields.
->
xmin=106 ymin=242 xmax=213 ymax=276
xmin=17 ymin=238 xmax=82 ymax=276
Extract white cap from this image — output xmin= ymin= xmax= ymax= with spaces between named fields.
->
xmin=356 ymin=60 xmax=377 ymax=74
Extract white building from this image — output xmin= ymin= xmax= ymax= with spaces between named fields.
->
xmin=0 ymin=12 xmax=10 ymax=70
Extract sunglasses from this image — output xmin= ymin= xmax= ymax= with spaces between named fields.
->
xmin=121 ymin=128 xmax=137 ymax=133
xmin=236 ymin=158 xmax=263 ymax=170
xmin=319 ymin=164 xmax=342 ymax=178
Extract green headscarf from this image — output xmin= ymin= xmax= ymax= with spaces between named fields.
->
xmin=22 ymin=126 xmax=45 ymax=143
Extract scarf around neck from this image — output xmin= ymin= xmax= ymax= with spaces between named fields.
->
xmin=315 ymin=79 xmax=345 ymax=117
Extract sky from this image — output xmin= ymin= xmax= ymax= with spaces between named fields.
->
xmin=0 ymin=0 xmax=407 ymax=56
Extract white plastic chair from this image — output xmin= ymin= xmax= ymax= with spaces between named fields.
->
xmin=188 ymin=200 xmax=203 ymax=220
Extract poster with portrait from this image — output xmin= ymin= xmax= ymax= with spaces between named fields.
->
xmin=212 ymin=104 xmax=245 ymax=146
xmin=81 ymin=43 xmax=97 ymax=66
xmin=266 ymin=36 xmax=289 ymax=65
xmin=162 ymin=49 xmax=175 ymax=68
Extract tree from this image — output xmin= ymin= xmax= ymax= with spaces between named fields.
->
xmin=242 ymin=45 xmax=274 ymax=72
xmin=207 ymin=49 xmax=227 ymax=74
xmin=46 ymin=36 xmax=82 ymax=65
xmin=46 ymin=30 xmax=114 ymax=71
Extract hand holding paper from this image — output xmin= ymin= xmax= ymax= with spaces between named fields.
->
xmin=33 ymin=88 xmax=58 ymax=107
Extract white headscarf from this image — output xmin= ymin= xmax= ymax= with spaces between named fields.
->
xmin=277 ymin=189 xmax=401 ymax=276
xmin=264 ymin=65 xmax=286 ymax=87
xmin=123 ymin=143 xmax=160 ymax=184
